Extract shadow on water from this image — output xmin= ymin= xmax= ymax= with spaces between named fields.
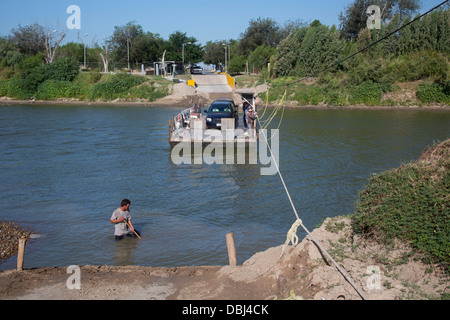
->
xmin=112 ymin=236 xmax=140 ymax=266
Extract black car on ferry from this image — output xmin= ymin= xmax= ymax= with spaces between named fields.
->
xmin=204 ymin=99 xmax=239 ymax=129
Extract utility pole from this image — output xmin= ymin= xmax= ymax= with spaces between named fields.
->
xmin=83 ymin=34 xmax=88 ymax=69
xmin=182 ymin=42 xmax=192 ymax=72
xmin=223 ymin=44 xmax=227 ymax=73
xmin=127 ymin=36 xmax=130 ymax=70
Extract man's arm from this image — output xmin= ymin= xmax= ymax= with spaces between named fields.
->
xmin=110 ymin=216 xmax=125 ymax=224
xmin=127 ymin=219 xmax=135 ymax=231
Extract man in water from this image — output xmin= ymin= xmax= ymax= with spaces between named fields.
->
xmin=110 ymin=199 xmax=139 ymax=240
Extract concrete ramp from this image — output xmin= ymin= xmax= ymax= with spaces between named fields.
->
xmin=194 ymin=74 xmax=232 ymax=93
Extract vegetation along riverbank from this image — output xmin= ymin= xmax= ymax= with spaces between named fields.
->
xmin=0 ymin=6 xmax=448 ymax=108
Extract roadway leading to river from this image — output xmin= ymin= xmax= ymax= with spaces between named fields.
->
xmin=193 ymin=73 xmax=232 ymax=93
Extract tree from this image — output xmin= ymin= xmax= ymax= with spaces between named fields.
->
xmin=57 ymin=42 xmax=84 ymax=61
xmin=133 ymin=32 xmax=164 ymax=63
xmin=9 ymin=24 xmax=46 ymax=56
xmin=239 ymin=17 xmax=283 ymax=55
xmin=247 ymin=44 xmax=276 ymax=73
xmin=110 ymin=22 xmax=163 ymax=66
xmin=278 ymin=19 xmax=308 ymax=39
xmin=274 ymin=27 xmax=308 ymax=76
xmin=110 ymin=21 xmax=144 ymax=65
xmin=228 ymin=55 xmax=246 ymax=74
xmin=0 ymin=36 xmax=23 ymax=69
xmin=296 ymin=22 xmax=345 ymax=77
xmin=203 ymin=40 xmax=230 ymax=65
xmin=100 ymin=43 xmax=110 ymax=73
xmin=44 ymin=30 xmax=66 ymax=63
xmin=339 ymin=0 xmax=421 ymax=40
xmin=165 ymin=31 xmax=203 ymax=64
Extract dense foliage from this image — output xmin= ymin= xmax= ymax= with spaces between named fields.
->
xmin=352 ymin=139 xmax=450 ymax=273
xmin=0 ymin=56 xmax=79 ymax=99
xmin=0 ymin=1 xmax=448 ymax=104
xmin=265 ymin=7 xmax=449 ymax=106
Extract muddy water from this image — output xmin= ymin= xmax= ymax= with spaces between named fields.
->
xmin=0 ymin=104 xmax=449 ymax=269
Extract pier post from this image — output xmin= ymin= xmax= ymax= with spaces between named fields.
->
xmin=169 ymin=119 xmax=173 ymax=143
xmin=226 ymin=232 xmax=237 ymax=267
xmin=17 ymin=238 xmax=27 ymax=271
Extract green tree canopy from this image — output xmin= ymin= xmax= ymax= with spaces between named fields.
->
xmin=339 ymin=0 xmax=421 ymax=40
xmin=239 ymin=17 xmax=284 ymax=55
xmin=165 ymin=31 xmax=204 ymax=64
xmin=9 ymin=23 xmax=46 ymax=56
xmin=109 ymin=21 xmax=164 ymax=65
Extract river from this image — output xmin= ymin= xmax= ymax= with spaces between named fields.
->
xmin=0 ymin=104 xmax=449 ymax=270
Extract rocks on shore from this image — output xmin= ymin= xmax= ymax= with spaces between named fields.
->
xmin=0 ymin=221 xmax=31 ymax=261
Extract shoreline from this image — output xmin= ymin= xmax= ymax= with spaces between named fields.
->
xmin=1 ymin=96 xmax=449 ymax=111
xmin=1 ymin=216 xmax=447 ymax=300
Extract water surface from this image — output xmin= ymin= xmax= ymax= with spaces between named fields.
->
xmin=0 ymin=104 xmax=449 ymax=269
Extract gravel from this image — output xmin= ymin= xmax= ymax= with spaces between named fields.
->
xmin=0 ymin=221 xmax=30 ymax=261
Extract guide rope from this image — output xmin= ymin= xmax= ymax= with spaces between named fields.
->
xmin=279 ymin=218 xmax=302 ymax=259
xmin=238 ymin=0 xmax=449 ymax=300
xmin=243 ymin=96 xmax=368 ymax=300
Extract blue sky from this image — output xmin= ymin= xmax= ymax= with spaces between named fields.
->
xmin=0 ymin=0 xmax=445 ymax=46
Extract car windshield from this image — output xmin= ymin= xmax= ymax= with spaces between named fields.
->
xmin=208 ymin=104 xmax=232 ymax=113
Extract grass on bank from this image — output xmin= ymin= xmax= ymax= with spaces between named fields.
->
xmin=351 ymin=139 xmax=450 ymax=273
xmin=0 ymin=70 xmax=172 ymax=102
xmin=255 ymin=76 xmax=449 ymax=107
xmin=65 ymin=72 xmax=171 ymax=102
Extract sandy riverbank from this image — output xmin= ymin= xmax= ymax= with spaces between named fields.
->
xmin=0 ymin=216 xmax=447 ymax=300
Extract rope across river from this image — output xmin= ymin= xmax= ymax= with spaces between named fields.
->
xmin=244 ymin=96 xmax=367 ymax=300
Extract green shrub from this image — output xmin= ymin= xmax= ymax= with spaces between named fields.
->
xmin=123 ymin=82 xmax=169 ymax=101
xmin=384 ymin=51 xmax=449 ymax=83
xmin=416 ymin=82 xmax=449 ymax=104
xmin=0 ymin=80 xmax=8 ymax=96
xmin=44 ymin=57 xmax=79 ymax=82
xmin=347 ymin=58 xmax=384 ymax=86
xmin=17 ymin=66 xmax=48 ymax=97
xmin=324 ymin=91 xmax=347 ymax=106
xmin=352 ymin=139 xmax=450 ymax=273
xmin=36 ymin=80 xmax=82 ymax=100
xmin=293 ymin=84 xmax=324 ymax=105
xmin=5 ymin=78 xmax=34 ymax=99
xmin=17 ymin=53 xmax=44 ymax=71
xmin=349 ymin=81 xmax=383 ymax=105
xmin=89 ymin=70 xmax=102 ymax=84
xmin=7 ymin=57 xmax=80 ymax=99
xmin=86 ymin=74 xmax=146 ymax=101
